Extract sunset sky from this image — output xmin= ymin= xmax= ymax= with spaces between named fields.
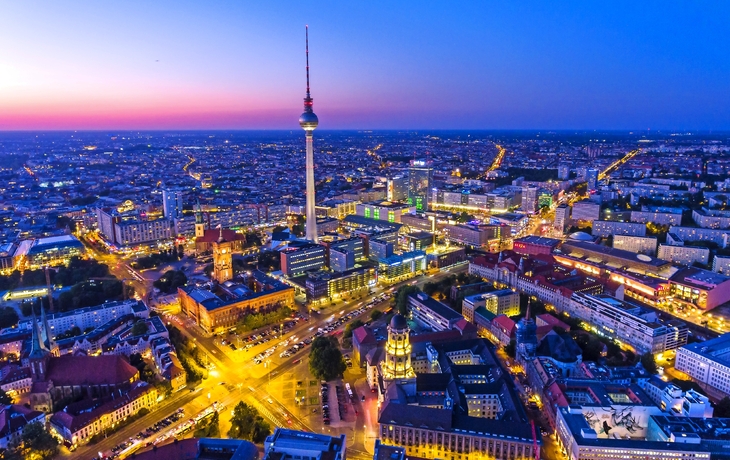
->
xmin=1 ymin=1 xmax=729 ymax=130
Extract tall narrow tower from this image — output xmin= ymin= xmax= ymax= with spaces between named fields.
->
xmin=299 ymin=26 xmax=319 ymax=243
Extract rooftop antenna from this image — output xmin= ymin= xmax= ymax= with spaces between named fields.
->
xmin=305 ymin=25 xmax=311 ymax=100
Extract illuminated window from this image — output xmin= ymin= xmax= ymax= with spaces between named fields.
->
xmin=374 ymin=208 xmax=380 ymax=220
xmin=388 ymin=211 xmax=395 ymax=223
xmin=365 ymin=208 xmax=371 ymax=218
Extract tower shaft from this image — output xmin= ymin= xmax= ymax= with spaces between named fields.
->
xmin=305 ymin=132 xmax=318 ymax=242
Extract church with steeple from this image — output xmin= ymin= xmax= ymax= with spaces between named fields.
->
xmin=27 ymin=311 xmax=139 ymax=413
xmin=193 ymin=200 xmax=247 ymax=255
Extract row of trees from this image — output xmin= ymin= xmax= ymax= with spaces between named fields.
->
xmin=0 ymin=257 xmax=111 ymax=292
xmin=235 ymin=306 xmax=292 ymax=333
xmin=168 ymin=325 xmax=208 ymax=384
xmin=153 ymin=270 xmax=187 ymax=294
xmin=131 ymin=249 xmax=182 ymax=270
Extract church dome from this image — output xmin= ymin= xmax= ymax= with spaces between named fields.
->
xmin=390 ymin=314 xmax=408 ymax=330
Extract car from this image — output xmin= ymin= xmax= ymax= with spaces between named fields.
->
xmin=267 ymin=398 xmax=274 ymax=404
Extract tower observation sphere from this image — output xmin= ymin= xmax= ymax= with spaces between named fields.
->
xmin=299 ymin=111 xmax=318 ymax=131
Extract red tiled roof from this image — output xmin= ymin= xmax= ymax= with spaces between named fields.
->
xmin=0 ymin=405 xmax=44 ymax=437
xmin=454 ymin=318 xmax=477 ymax=334
xmin=46 ymin=354 xmax=138 ymax=387
xmin=195 ymin=229 xmax=246 ymax=244
xmin=537 ymin=314 xmax=570 ymax=332
xmin=50 ymin=383 xmax=154 ymax=433
xmin=491 ymin=315 xmax=516 ymax=335
xmin=352 ymin=326 xmax=375 ymax=345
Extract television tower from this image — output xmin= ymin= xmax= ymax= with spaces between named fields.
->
xmin=299 ymin=25 xmax=319 ymax=243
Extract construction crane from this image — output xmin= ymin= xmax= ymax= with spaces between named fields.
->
xmin=598 ymin=148 xmax=642 ymax=181
xmin=89 ymin=277 xmax=133 ymax=300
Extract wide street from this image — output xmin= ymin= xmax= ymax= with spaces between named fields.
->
xmin=67 ymin=261 xmax=467 ymax=460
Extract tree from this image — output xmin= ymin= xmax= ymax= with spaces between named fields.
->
xmin=505 ymin=339 xmax=516 ymax=358
xmin=640 ymin=352 xmax=658 ymax=374
xmin=131 ymin=320 xmax=150 ymax=336
xmin=291 ymin=223 xmax=305 ymax=237
xmin=344 ymin=319 xmax=365 ymax=339
xmin=0 ymin=307 xmax=19 ymax=329
xmin=309 ymin=336 xmax=346 ymax=381
xmin=153 ymin=270 xmax=187 ymax=294
xmin=395 ymin=285 xmax=420 ymax=316
xmin=155 ymin=379 xmax=173 ymax=398
xmin=0 ymin=389 xmax=12 ymax=405
xmin=456 ymin=212 xmax=474 ymax=223
xmin=715 ymin=397 xmax=730 ymax=418
xmin=194 ymin=411 xmax=220 ymax=438
xmin=56 ymin=216 xmax=77 ymax=232
xmin=370 ymin=310 xmax=383 ymax=321
xmin=21 ymin=422 xmax=58 ymax=460
xmin=228 ymin=402 xmax=271 ymax=443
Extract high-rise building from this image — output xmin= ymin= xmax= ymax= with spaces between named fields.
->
xmin=558 ymin=163 xmax=570 ymax=180
xmin=299 ymin=27 xmax=319 ymax=243
xmin=280 ymin=243 xmax=326 ymax=277
xmin=554 ymin=204 xmax=571 ymax=233
xmin=161 ymin=187 xmax=183 ymax=220
xmin=387 ymin=175 xmax=409 ymax=201
xmin=408 ymin=160 xmax=433 ymax=211
xmin=522 ymin=186 xmax=538 ymax=213
xmin=586 ymin=168 xmax=599 ymax=190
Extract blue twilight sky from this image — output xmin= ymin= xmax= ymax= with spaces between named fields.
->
xmin=0 ymin=1 xmax=728 ymax=130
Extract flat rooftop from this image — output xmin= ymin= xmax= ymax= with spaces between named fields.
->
xmin=561 ymin=241 xmax=671 ymax=269
xmin=408 ymin=291 xmax=462 ymax=321
xmin=515 ymin=235 xmax=562 ymax=247
xmin=681 ymin=334 xmax=730 ymax=367
xmin=670 ymin=267 xmax=730 ymax=290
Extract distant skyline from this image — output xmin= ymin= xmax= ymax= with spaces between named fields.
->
xmin=1 ymin=1 xmax=729 ymax=131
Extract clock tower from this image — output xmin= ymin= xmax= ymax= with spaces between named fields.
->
xmin=212 ymin=228 xmax=233 ymax=283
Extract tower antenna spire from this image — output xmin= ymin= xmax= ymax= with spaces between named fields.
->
xmin=305 ymin=25 xmax=311 ymax=99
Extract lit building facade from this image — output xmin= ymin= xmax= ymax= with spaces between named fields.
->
xmin=356 ymin=202 xmax=416 ymax=223
xmin=179 ymin=271 xmax=295 ymax=333
xmin=613 ymin=235 xmax=657 ymax=256
xmin=675 ymin=334 xmax=730 ymax=399
xmin=592 ymin=220 xmax=647 ymax=237
xmin=408 ymin=160 xmax=433 ymax=211
xmin=462 ymin=290 xmax=520 ymax=320
xmin=566 ymin=293 xmax=688 ymax=355
xmin=280 ymin=244 xmax=326 ymax=277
